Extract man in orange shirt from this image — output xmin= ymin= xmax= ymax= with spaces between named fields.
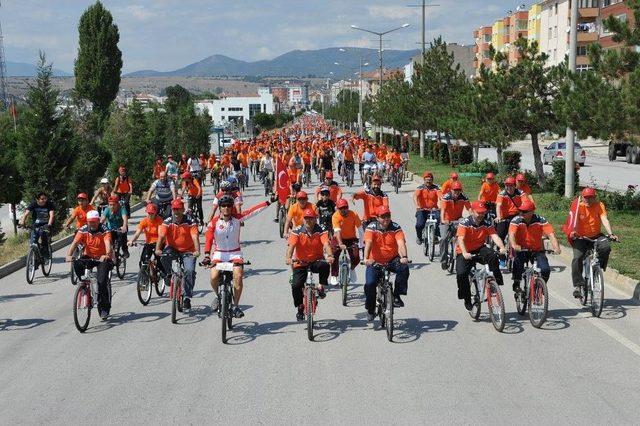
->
xmin=180 ymin=172 xmax=204 ymax=226
xmin=440 ymin=181 xmax=471 ymax=268
xmin=477 ymin=172 xmax=499 ymax=215
xmin=496 ymin=176 xmax=524 ymax=242
xmin=63 ymin=193 xmax=95 ymax=230
xmin=352 ymin=175 xmax=389 ymax=227
xmin=509 ymin=200 xmax=560 ymax=293
xmin=285 ymin=208 xmax=333 ymax=321
xmin=114 ymin=165 xmax=133 ymax=214
xmin=569 ymin=187 xmax=618 ymax=298
xmin=153 ymin=158 xmax=164 ymax=179
xmin=155 ymin=198 xmax=200 ymax=311
xmin=314 ymin=171 xmax=342 ymax=202
xmin=66 ymin=210 xmax=113 ymax=320
xmin=516 ymin=174 xmax=532 ymax=197
xmin=128 ymin=203 xmax=165 ymax=274
xmin=413 ymin=171 xmax=441 ymax=245
xmin=440 ymin=172 xmax=459 ymax=197
xmin=331 ymin=198 xmax=362 ymax=282
xmin=363 ymin=206 xmax=409 ymax=321
xmin=456 ymin=201 xmax=505 ymax=310
xmin=283 ymin=191 xmax=317 ymax=238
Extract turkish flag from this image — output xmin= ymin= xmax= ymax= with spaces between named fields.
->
xmin=276 ymin=156 xmax=290 ymax=205
xmin=562 ymin=197 xmax=580 ymax=246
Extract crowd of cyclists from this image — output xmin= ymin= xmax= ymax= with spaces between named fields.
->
xmin=17 ymin=114 xmax=620 ymax=331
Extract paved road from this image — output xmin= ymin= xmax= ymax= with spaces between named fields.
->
xmin=477 ymin=141 xmax=640 ymax=192
xmin=2 ymin=173 xmax=640 ymax=424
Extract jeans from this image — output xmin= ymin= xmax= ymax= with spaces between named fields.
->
xmin=291 ymin=260 xmax=330 ymax=307
xmin=364 ymin=256 xmax=410 ymax=314
xmin=73 ymin=257 xmax=114 ymax=312
xmin=571 ymin=235 xmax=611 ymax=287
xmin=331 ymin=238 xmax=360 ymax=277
xmin=512 ymin=252 xmax=551 ymax=284
xmin=161 ymin=247 xmax=196 ymax=299
xmin=415 ymin=209 xmax=440 ymax=240
xmin=455 ymin=246 xmax=503 ymax=301
xmin=30 ymin=226 xmax=50 ymax=257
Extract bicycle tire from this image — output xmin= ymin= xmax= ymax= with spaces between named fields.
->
xmin=469 ymin=278 xmax=481 ymax=320
xmin=529 ymin=277 xmax=548 ymax=328
xmin=591 ymin=267 xmax=605 ymax=318
xmin=137 ymin=267 xmax=152 ymax=306
xmin=116 ymin=248 xmax=126 ymax=279
xmin=422 ymin=226 xmax=429 ymax=257
xmin=394 ymin=174 xmax=399 ymax=194
xmin=487 ymin=279 xmax=505 ymax=332
xmin=515 ymin=283 xmax=527 ymax=316
xmin=227 ymin=287 xmax=233 ymax=330
xmin=386 ymin=284 xmax=394 ymax=342
xmin=41 ymin=240 xmax=53 ymax=277
xmin=447 ymin=241 xmax=456 ymax=274
xmin=171 ymin=279 xmax=178 ymax=324
xmin=70 ymin=248 xmax=79 ymax=285
xmin=340 ymin=263 xmax=349 ymax=306
xmin=26 ymin=246 xmax=36 ymax=284
xmin=156 ymin=275 xmax=167 ymax=297
xmin=73 ymin=283 xmax=91 ymax=332
xmin=278 ymin=207 xmax=286 ymax=239
xmin=306 ymin=286 xmax=314 ymax=341
xmin=221 ymin=284 xmax=228 ymax=343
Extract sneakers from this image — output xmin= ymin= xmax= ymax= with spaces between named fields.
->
xmin=512 ymin=281 xmax=521 ymax=293
xmin=317 ymin=286 xmax=326 ymax=299
xmin=349 ymin=269 xmax=357 ymax=283
xmin=99 ymin=309 xmax=109 ymax=321
xmin=233 ymin=306 xmax=244 ymax=318
xmin=366 ymin=312 xmax=375 ymax=322
xmin=211 ymin=295 xmax=220 ymax=312
xmin=464 ymin=299 xmax=473 ymax=311
xmin=123 ymin=249 xmax=130 ymax=259
xmin=440 ymin=259 xmax=448 ymax=270
xmin=573 ymin=286 xmax=582 ymax=299
xmin=183 ymin=297 xmax=191 ymax=311
xmin=296 ymin=307 xmax=304 ymax=321
xmin=416 ymin=237 xmax=423 ymax=246
xmin=329 ymin=276 xmax=338 ymax=286
xmin=393 ymin=295 xmax=404 ymax=308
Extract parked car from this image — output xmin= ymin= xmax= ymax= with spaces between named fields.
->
xmin=542 ymin=141 xmax=586 ymax=166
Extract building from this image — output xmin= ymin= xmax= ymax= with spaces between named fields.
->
xmin=308 ymin=90 xmax=324 ymax=105
xmin=474 ymin=26 xmax=493 ymax=72
xmin=287 ymin=83 xmax=309 ymax=108
xmin=409 ymin=43 xmax=475 ymax=80
xmin=361 ymin=69 xmax=403 ymax=96
xmin=195 ymin=91 xmax=274 ymax=126
xmin=330 ymin=80 xmax=361 ymax=103
xmin=507 ymin=8 xmax=530 ymax=66
xmin=528 ymin=3 xmax=543 ymax=52
xmin=599 ymin=0 xmax=635 ymax=50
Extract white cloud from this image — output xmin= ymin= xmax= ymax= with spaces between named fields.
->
xmin=367 ymin=5 xmax=415 ymax=20
xmin=125 ymin=5 xmax=157 ymax=21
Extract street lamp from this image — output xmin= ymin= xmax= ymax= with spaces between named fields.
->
xmin=351 ymin=23 xmax=410 ymax=142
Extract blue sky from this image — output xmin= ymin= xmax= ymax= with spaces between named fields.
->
xmin=1 ymin=0 xmax=517 ymax=73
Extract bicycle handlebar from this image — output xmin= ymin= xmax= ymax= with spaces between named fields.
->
xmin=199 ymin=260 xmax=251 ymax=268
xmin=575 ymin=235 xmax=619 ymax=243
xmin=359 ymin=260 xmax=413 ymax=267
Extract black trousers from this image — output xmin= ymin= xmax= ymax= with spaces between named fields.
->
xmin=496 ymin=216 xmax=516 ymax=242
xmin=455 ymin=246 xmax=503 ymax=301
xmin=73 ymin=257 xmax=114 ymax=311
xmin=188 ymin=196 xmax=204 ymax=224
xmin=571 ymin=235 xmax=611 ymax=287
xmin=291 ymin=260 xmax=330 ymax=308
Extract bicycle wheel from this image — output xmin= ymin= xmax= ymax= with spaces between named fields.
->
xmin=171 ymin=280 xmax=178 ymax=324
xmin=156 ymin=275 xmax=167 ymax=297
xmin=227 ymin=288 xmax=233 ymax=330
xmin=73 ymin=283 xmax=92 ymax=332
xmin=278 ymin=207 xmax=286 ymax=239
xmin=529 ymin=277 xmax=548 ymax=328
xmin=468 ymin=279 xmax=481 ymax=320
xmin=422 ymin=226 xmax=429 ymax=257
xmin=428 ymin=225 xmax=436 ymax=261
xmin=136 ymin=268 xmax=152 ymax=306
xmin=339 ymin=263 xmax=349 ymax=306
xmin=447 ymin=241 xmax=456 ymax=274
xmin=41 ymin=240 xmax=53 ymax=277
xmin=26 ymin=246 xmax=37 ymax=284
xmin=385 ymin=284 xmax=394 ymax=342
xmin=221 ymin=284 xmax=228 ymax=343
xmin=116 ymin=250 xmax=126 ymax=279
xmin=591 ymin=267 xmax=605 ymax=318
xmin=487 ymin=279 xmax=505 ymax=332
xmin=306 ymin=286 xmax=314 ymax=341
xmin=515 ymin=282 xmax=527 ymax=316
xmin=70 ymin=248 xmax=80 ymax=285
xmin=394 ymin=174 xmax=399 ymax=194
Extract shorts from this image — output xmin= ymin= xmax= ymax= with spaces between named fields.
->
xmin=212 ymin=250 xmax=244 ymax=263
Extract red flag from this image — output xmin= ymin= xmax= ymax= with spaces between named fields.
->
xmin=276 ymin=156 xmax=290 ymax=205
xmin=9 ymin=101 xmax=18 ymax=120
xmin=562 ymin=196 xmax=580 ymax=246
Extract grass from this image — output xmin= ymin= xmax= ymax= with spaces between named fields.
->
xmin=0 ymin=232 xmax=30 ymax=266
xmin=408 ymin=156 xmax=640 ymax=282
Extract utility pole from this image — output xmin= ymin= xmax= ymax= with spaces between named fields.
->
xmin=565 ymin=0 xmax=578 ymax=198
xmin=0 ymin=0 xmax=9 ymax=111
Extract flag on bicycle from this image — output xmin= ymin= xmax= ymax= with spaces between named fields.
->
xmin=561 ymin=196 xmax=581 ymax=246
xmin=275 ymin=156 xmax=290 ymax=205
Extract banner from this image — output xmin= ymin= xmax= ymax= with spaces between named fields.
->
xmin=276 ymin=156 xmax=290 ymax=205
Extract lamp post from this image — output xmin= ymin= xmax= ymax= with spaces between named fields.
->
xmin=565 ymin=0 xmax=578 ymax=198
xmin=351 ymin=23 xmax=410 ymax=142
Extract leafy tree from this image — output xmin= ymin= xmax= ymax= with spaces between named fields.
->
xmin=165 ymin=85 xmax=193 ymax=113
xmin=74 ymin=1 xmax=122 ymax=127
xmin=311 ymin=100 xmax=322 ymax=112
xmin=146 ymin=107 xmax=167 ymax=158
xmin=0 ymin=110 xmax=23 ymax=236
xmin=253 ymin=112 xmax=276 ymax=129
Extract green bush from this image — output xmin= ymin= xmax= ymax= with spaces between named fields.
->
xmin=449 ymin=145 xmax=474 ymax=166
xmin=599 ymin=187 xmax=640 ymax=211
xmin=548 ymin=161 xmax=579 ymax=196
xmin=501 ymin=150 xmax=521 ymax=174
xmin=522 ymin=170 xmax=540 ymax=191
xmin=437 ymin=142 xmax=450 ymax=164
xmin=458 ymin=159 xmax=499 ymax=174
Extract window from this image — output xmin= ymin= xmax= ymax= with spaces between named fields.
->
xmin=554 ymin=26 xmax=558 ymax=38
xmin=549 ymin=27 xmax=553 ymax=38
xmin=517 ymin=19 xmax=528 ymax=31
xmin=578 ymin=0 xmax=598 ymax=7
xmin=221 ymin=107 xmax=225 ymax=111
xmin=221 ymin=116 xmax=225 ymax=120
xmin=248 ymin=103 xmax=261 ymax=118
xmin=577 ymin=45 xmax=588 ymax=56
xmin=228 ymin=107 xmax=243 ymax=111
xmin=554 ymin=3 xmax=558 ymax=15
xmin=576 ymin=64 xmax=593 ymax=74
xmin=484 ymin=34 xmax=491 ymax=43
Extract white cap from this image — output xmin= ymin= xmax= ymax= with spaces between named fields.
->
xmin=100 ymin=178 xmax=108 ymax=184
xmin=87 ymin=210 xmax=100 ymax=221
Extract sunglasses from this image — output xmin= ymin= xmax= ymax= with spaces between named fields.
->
xmin=220 ymin=204 xmax=233 ymax=208
xmin=379 ymin=214 xmax=391 ymax=219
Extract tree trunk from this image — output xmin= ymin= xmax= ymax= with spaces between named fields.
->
xmin=473 ymin=142 xmax=479 ymax=163
xmin=530 ymin=132 xmax=545 ymax=186
xmin=419 ymin=130 xmax=425 ymax=158
xmin=496 ymin=146 xmax=503 ymax=166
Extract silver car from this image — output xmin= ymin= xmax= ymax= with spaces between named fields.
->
xmin=542 ymin=141 xmax=586 ymax=166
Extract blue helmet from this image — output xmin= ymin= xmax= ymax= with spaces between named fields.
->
xmin=227 ymin=176 xmax=238 ymax=186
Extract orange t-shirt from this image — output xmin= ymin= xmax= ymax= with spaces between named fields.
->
xmin=456 ymin=217 xmax=496 ymax=254
xmin=207 ymin=156 xmax=217 ymax=169
xmin=415 ymin=185 xmax=440 ymax=210
xmin=137 ymin=216 xmax=164 ymax=244
xmin=73 ymin=204 xmax=95 ymax=229
xmin=478 ymin=182 xmax=500 ymax=203
xmin=441 ymin=193 xmax=470 ymax=222
xmin=518 ymin=183 xmax=532 ymax=196
xmin=153 ymin=163 xmax=164 ymax=179
xmin=353 ymin=190 xmax=389 ymax=220
xmin=315 ymin=183 xmax=342 ymax=203
xmin=509 ymin=215 xmax=553 ymax=252
xmin=364 ymin=222 xmax=406 ymax=264
xmin=115 ymin=176 xmax=132 ymax=193
xmin=183 ymin=179 xmax=202 ymax=197
xmin=288 ymin=224 xmax=328 ymax=265
xmin=497 ymin=190 xmax=524 ymax=218
xmin=388 ymin=153 xmax=403 ymax=168
xmin=158 ymin=217 xmax=198 ymax=252
xmin=302 ymin=152 xmax=312 ymax=165
xmin=344 ymin=148 xmax=354 ymax=162
xmin=574 ymin=201 xmax=607 ymax=238
xmin=287 ymin=168 xmax=300 ymax=185
xmin=238 ymin=153 xmax=249 ymax=167
xmin=73 ymin=225 xmax=111 ymax=258
xmin=287 ymin=203 xmax=317 ymax=228
xmin=441 ymin=179 xmax=456 ymax=198
xmin=332 ymin=210 xmax=362 ymax=240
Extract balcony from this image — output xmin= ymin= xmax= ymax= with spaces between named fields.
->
xmin=577 ymin=31 xmax=598 ymax=43
xmin=579 ymin=8 xmax=599 ymax=19
xmin=576 ymin=56 xmax=590 ymax=66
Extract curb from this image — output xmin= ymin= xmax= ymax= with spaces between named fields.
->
xmin=0 ymin=201 xmax=145 ymax=280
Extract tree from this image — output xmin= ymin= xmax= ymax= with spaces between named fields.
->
xmin=146 ymin=107 xmax=167 ymax=158
xmin=165 ymin=85 xmax=193 ymax=113
xmin=0 ymin=110 xmax=23 ymax=235
xmin=74 ymin=1 xmax=122 ymax=127
xmin=17 ymin=53 xmax=78 ymax=230
xmin=311 ymin=100 xmax=322 ymax=112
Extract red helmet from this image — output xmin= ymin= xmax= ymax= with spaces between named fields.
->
xmin=303 ymin=208 xmax=317 ymax=218
xmin=470 ymin=201 xmax=487 ymax=214
xmin=582 ymin=187 xmax=596 ymax=198
xmin=372 ymin=174 xmax=382 ymax=182
xmin=146 ymin=203 xmax=158 ymax=214
xmin=296 ymin=191 xmax=308 ymax=199
xmin=325 ymin=171 xmax=333 ymax=179
xmin=519 ymin=200 xmax=536 ymax=213
xmin=505 ymin=177 xmax=516 ymax=185
xmin=376 ymin=205 xmax=391 ymax=216
xmin=423 ymin=171 xmax=433 ymax=179
xmin=516 ymin=173 xmax=526 ymax=182
xmin=451 ymin=182 xmax=463 ymax=190
xmin=450 ymin=172 xmax=459 ymax=180
xmin=108 ymin=195 xmax=119 ymax=203
xmin=181 ymin=172 xmax=192 ymax=180
xmin=171 ymin=198 xmax=185 ymax=209
xmin=336 ymin=199 xmax=348 ymax=209
xmin=485 ymin=172 xmax=495 ymax=179
xmin=77 ymin=193 xmax=88 ymax=200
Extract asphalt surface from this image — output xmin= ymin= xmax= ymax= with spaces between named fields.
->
xmin=2 ymin=172 xmax=640 ymax=425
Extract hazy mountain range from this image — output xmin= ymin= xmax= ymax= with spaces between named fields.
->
xmin=6 ymin=61 xmax=71 ymax=77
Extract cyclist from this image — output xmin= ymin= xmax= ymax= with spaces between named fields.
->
xmin=386 ymin=147 xmax=403 ymax=180
xmin=91 ymin=178 xmax=113 ymax=215
xmin=360 ymin=146 xmax=377 ymax=185
xmin=260 ymin=151 xmax=275 ymax=183
xmin=352 ymin=175 xmax=388 ymax=228
xmin=180 ymin=172 xmax=204 ymax=226
xmin=128 ymin=203 xmax=165 ymax=275
xmin=516 ymin=173 xmax=532 ymax=197
xmin=413 ymin=171 xmax=440 ymax=245
xmin=153 ymin=158 xmax=164 ymax=180
xmin=165 ymin=154 xmax=179 ymax=180
xmin=155 ymin=198 xmax=200 ymax=311
xmin=569 ymin=187 xmax=618 ymax=298
xmin=440 ymin=172 xmax=459 ymax=198
xmin=283 ymin=191 xmax=317 ymax=238
xmin=113 ymin=165 xmax=133 ymax=214
xmin=331 ymin=198 xmax=362 ymax=284
xmin=63 ymin=193 xmax=95 ymax=231
xmin=363 ymin=205 xmax=410 ymax=322
xmin=496 ymin=176 xmax=524 ymax=243
xmin=455 ymin=201 xmax=506 ymax=311
xmin=101 ymin=195 xmax=130 ymax=258
xmin=508 ymin=199 xmax=560 ymax=294
xmin=65 ymin=210 xmax=113 ymax=320
xmin=287 ymin=159 xmax=302 ymax=193
xmin=477 ymin=172 xmax=499 ymax=217
xmin=146 ymin=171 xmax=176 ymax=219
xmin=187 ymin=153 xmax=202 ymax=182
xmin=201 ymin=195 xmax=273 ymax=318
xmin=315 ymin=186 xmax=336 ymax=234
xmin=209 ymin=177 xmax=244 ymax=220
xmin=315 ymin=170 xmax=342 ymax=203
xmin=19 ymin=192 xmax=55 ymax=260
xmin=285 ymin=208 xmax=334 ymax=321
xmin=439 ymin=181 xmax=470 ymax=268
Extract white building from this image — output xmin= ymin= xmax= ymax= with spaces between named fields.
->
xmin=330 ymin=79 xmax=370 ymax=104
xmin=195 ymin=92 xmax=274 ymax=126
xmin=287 ymin=84 xmax=309 ymax=108
xmin=539 ymin=0 xmax=570 ymax=67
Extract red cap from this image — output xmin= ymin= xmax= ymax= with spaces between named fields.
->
xmin=325 ymin=171 xmax=333 ymax=179
xmin=450 ymin=172 xmax=459 ymax=180
xmin=303 ymin=208 xmax=317 ymax=218
xmin=423 ymin=171 xmax=433 ymax=179
xmin=582 ymin=187 xmax=596 ymax=198
xmin=296 ymin=191 xmax=308 ymax=199
xmin=471 ymin=201 xmax=488 ymax=213
xmin=372 ymin=174 xmax=382 ymax=182
xmin=485 ymin=172 xmax=495 ymax=179
xmin=519 ymin=200 xmax=536 ymax=213
xmin=181 ymin=172 xmax=192 ymax=179
xmin=505 ymin=177 xmax=516 ymax=185
xmin=77 ymin=193 xmax=88 ymax=199
xmin=171 ymin=198 xmax=184 ymax=209
xmin=376 ymin=205 xmax=391 ymax=216
xmin=336 ymin=199 xmax=348 ymax=209
xmin=452 ymin=182 xmax=463 ymax=190
xmin=146 ymin=203 xmax=158 ymax=214
xmin=108 ymin=195 xmax=119 ymax=203
xmin=516 ymin=173 xmax=526 ymax=182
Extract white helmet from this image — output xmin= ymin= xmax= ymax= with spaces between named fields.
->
xmin=100 ymin=178 xmax=109 ymax=184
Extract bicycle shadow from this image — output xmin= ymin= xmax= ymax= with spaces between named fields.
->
xmin=550 ymin=265 xmax=566 ymax=273
xmin=599 ymin=298 xmax=636 ymax=320
xmin=85 ymin=311 xmax=170 ymax=332
xmin=0 ymin=317 xmax=55 ymax=331
xmin=391 ymin=318 xmax=458 ymax=343
xmin=244 ymin=268 xmax=287 ymax=278
xmin=25 ymin=272 xmax=69 ymax=286
xmin=243 ymin=239 xmax=274 ymax=247
xmin=0 ymin=292 xmax=52 ymax=303
xmin=225 ymin=320 xmax=297 ymax=345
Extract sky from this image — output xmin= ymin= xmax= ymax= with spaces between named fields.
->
xmin=1 ymin=0 xmax=516 ymax=73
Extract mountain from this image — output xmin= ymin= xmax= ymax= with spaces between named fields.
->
xmin=6 ymin=61 xmax=71 ymax=77
xmin=124 ymin=47 xmax=421 ymax=78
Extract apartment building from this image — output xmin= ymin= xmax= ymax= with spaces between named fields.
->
xmin=528 ymin=3 xmax=543 ymax=51
xmin=599 ymin=0 xmax=635 ymax=49
xmin=473 ymin=26 xmax=493 ymax=71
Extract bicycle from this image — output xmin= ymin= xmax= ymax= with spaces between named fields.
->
xmin=514 ymin=249 xmax=552 ymax=328
xmin=22 ymin=225 xmax=52 ymax=284
xmin=338 ymin=244 xmax=356 ymax=306
xmin=421 ymin=210 xmax=439 ymax=261
xmin=111 ymin=230 xmax=127 ymax=279
xmin=132 ymin=243 xmax=160 ymax=306
xmin=442 ymin=221 xmax=459 ymax=274
xmin=69 ymin=230 xmax=83 ymax=286
xmin=391 ymin=166 xmax=401 ymax=194
xmin=298 ymin=261 xmax=324 ymax=342
xmin=577 ymin=236 xmax=617 ymax=318
xmin=210 ymin=171 xmax=221 ymax=194
xmin=467 ymin=254 xmax=505 ymax=332
xmin=72 ymin=264 xmax=113 ymax=333
xmin=277 ymin=199 xmax=291 ymax=239
xmin=263 ymin=171 xmax=273 ymax=197
xmin=185 ymin=196 xmax=205 ymax=234
xmin=302 ymin=165 xmax=312 ymax=187
xmin=168 ymin=255 xmax=185 ymax=324
xmin=344 ymin=162 xmax=355 ymax=187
